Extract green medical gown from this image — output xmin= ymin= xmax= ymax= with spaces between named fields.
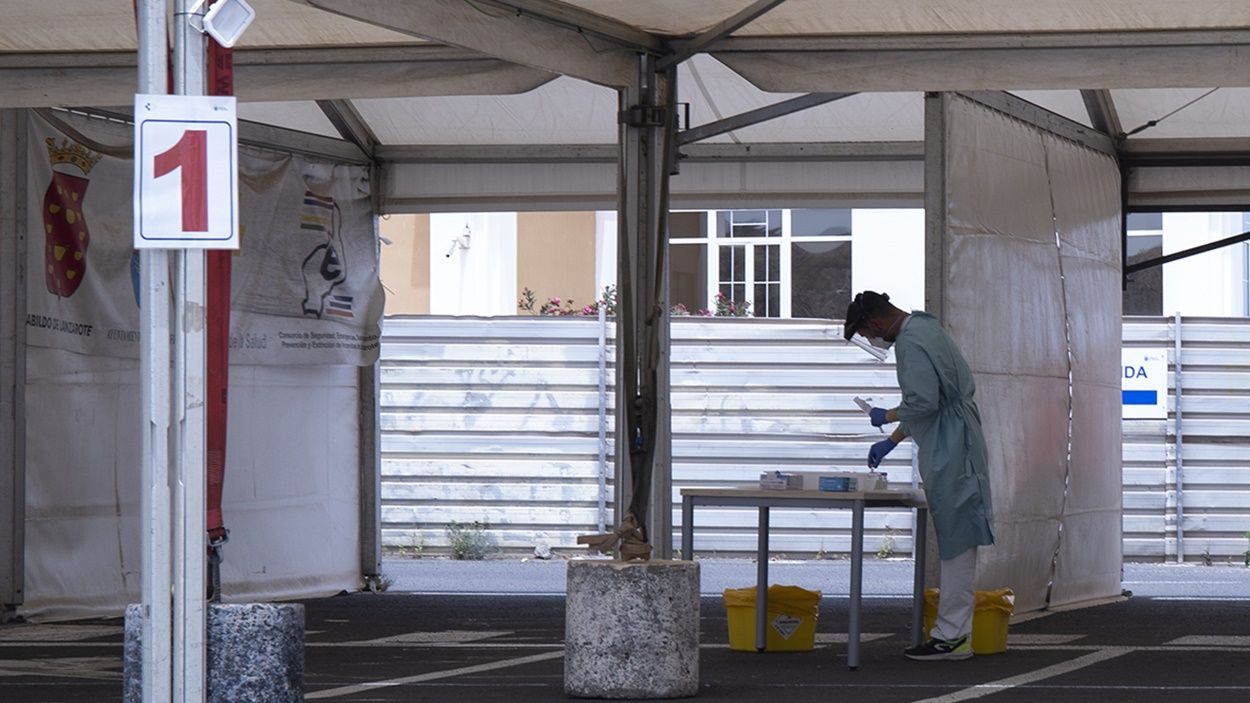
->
xmin=894 ymin=312 xmax=995 ymax=560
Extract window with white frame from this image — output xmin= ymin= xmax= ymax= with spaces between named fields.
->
xmin=669 ymin=208 xmax=853 ymax=318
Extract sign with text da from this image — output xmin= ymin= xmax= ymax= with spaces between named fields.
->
xmin=1122 ymin=349 xmax=1169 ymax=420
xmin=134 ymin=94 xmax=238 ymax=249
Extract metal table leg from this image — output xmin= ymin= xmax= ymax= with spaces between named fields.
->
xmin=756 ymin=506 xmax=769 ymax=652
xmin=911 ymin=507 xmax=928 ymax=647
xmin=848 ymin=499 xmax=864 ymax=670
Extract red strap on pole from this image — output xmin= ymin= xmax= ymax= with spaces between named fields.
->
xmin=205 ymin=14 xmax=232 ymax=544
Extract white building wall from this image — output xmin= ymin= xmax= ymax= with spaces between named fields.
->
xmin=1163 ymin=212 xmax=1249 ymax=317
xmin=595 ymin=210 xmax=617 ymax=293
xmin=850 ymin=209 xmax=925 ymax=310
xmin=428 ymin=213 xmax=517 ymax=316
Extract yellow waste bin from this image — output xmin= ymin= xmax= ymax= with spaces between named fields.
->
xmin=922 ymin=587 xmax=1014 ymax=655
xmin=723 ymin=584 xmax=821 ymax=652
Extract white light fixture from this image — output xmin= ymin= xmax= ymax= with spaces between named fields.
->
xmin=195 ymin=0 xmax=256 ymax=49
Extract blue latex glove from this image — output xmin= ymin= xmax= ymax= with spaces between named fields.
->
xmin=869 ymin=407 xmax=890 ymax=428
xmin=867 ymin=438 xmax=898 ymax=469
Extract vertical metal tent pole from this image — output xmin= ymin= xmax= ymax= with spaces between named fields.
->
xmin=137 ymin=1 xmax=173 ymax=701
xmin=919 ymin=92 xmax=948 ymax=587
xmin=0 ymin=109 xmax=27 ymax=618
xmin=614 ymin=54 xmax=674 ymax=558
xmin=172 ymin=0 xmax=207 ymax=699
xmin=358 ymin=361 xmax=382 ymax=586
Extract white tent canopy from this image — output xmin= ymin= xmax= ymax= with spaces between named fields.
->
xmin=4 ymin=0 xmax=1250 ymax=618
xmin=2 ymin=1 xmax=1250 ymax=211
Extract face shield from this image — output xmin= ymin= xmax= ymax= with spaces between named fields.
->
xmin=847 ymin=333 xmax=889 ymax=362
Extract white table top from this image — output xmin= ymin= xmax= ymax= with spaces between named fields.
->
xmin=680 ymin=487 xmax=926 ymax=507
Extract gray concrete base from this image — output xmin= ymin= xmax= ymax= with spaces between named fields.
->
xmin=565 ymin=559 xmax=700 ymax=699
xmin=124 ymin=602 xmax=304 ymax=702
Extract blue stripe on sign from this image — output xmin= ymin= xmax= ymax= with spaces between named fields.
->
xmin=1122 ymin=390 xmax=1158 ymax=405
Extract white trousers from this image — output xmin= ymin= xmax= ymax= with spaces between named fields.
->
xmin=931 ymin=546 xmax=977 ymax=642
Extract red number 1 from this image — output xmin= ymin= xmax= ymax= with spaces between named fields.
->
xmin=153 ymin=129 xmax=207 ymax=231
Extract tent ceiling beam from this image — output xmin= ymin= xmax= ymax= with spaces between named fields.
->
xmin=68 ymin=107 xmax=370 ymax=165
xmin=1121 ymin=138 xmax=1250 ymax=167
xmin=377 ymin=139 xmax=1249 ymax=166
xmin=958 ymin=92 xmax=1117 ymax=156
xmin=485 ymin=0 xmax=664 ymax=55
xmin=295 ymin=0 xmax=639 ymax=86
xmin=316 ymin=100 xmax=378 ymax=158
xmin=657 ymin=0 xmax=790 ymax=71
xmin=1080 ymin=90 xmax=1124 ymax=140
xmin=712 ymin=30 xmax=1250 ymax=53
xmin=676 ymin=92 xmax=855 ymax=146
xmin=0 ymin=46 xmax=554 ymax=107
xmin=712 ymin=31 xmax=1250 ymax=91
xmin=376 ymin=141 xmax=924 ymax=164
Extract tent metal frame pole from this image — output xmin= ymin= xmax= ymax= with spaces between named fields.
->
xmin=615 ymin=54 xmax=673 ymax=558
xmin=658 ymin=0 xmax=789 ymax=70
xmin=137 ymin=1 xmax=173 ymax=701
xmin=677 ymin=92 xmax=856 ymax=146
xmin=316 ymin=99 xmax=378 ymax=159
xmin=0 ymin=109 xmax=27 ymax=619
xmin=1080 ymin=89 xmax=1124 ymax=138
xmin=65 ymin=107 xmax=370 ymax=165
xmin=358 ymin=361 xmax=382 ymax=588
xmin=958 ymin=91 xmax=1118 ymax=156
xmin=1126 ymin=230 xmax=1250 ymax=274
xmin=484 ymin=0 xmax=663 ymax=55
xmin=920 ymin=91 xmax=948 ymax=588
xmin=171 ymin=0 xmax=208 ymax=699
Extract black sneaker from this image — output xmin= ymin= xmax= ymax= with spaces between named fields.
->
xmin=904 ymin=635 xmax=973 ymax=661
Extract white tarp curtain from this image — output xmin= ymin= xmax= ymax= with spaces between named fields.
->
xmin=28 ymin=110 xmax=384 ymax=366
xmin=935 ymin=94 xmax=1122 ymax=613
xmin=24 ymin=352 xmax=361 ymax=618
xmin=20 ymin=109 xmax=373 ymax=618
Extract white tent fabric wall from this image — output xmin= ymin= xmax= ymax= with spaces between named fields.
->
xmin=933 ymin=94 xmax=1122 ymax=612
xmin=17 ymin=109 xmax=371 ymax=619
xmin=23 ymin=355 xmax=362 ymax=618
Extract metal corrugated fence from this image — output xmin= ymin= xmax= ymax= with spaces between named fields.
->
xmin=1123 ymin=317 xmax=1250 ymax=562
xmin=380 ymin=315 xmax=1250 ymax=562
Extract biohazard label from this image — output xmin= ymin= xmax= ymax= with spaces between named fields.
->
xmin=772 ymin=614 xmax=802 ymax=640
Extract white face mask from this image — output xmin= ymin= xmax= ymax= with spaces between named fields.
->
xmin=868 ymin=336 xmax=893 ymax=351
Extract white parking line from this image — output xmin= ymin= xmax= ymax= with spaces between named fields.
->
xmin=1166 ymin=635 xmax=1250 ymax=646
xmin=910 ymin=647 xmax=1133 ymax=702
xmin=304 ymin=650 xmax=565 ymax=699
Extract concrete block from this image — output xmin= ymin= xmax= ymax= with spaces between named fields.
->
xmin=565 ymin=559 xmax=700 ymax=699
xmin=124 ymin=602 xmax=304 ymax=702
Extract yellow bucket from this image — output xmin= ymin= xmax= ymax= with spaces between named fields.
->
xmin=723 ymin=584 xmax=821 ymax=652
xmin=922 ymin=587 xmax=1014 ymax=655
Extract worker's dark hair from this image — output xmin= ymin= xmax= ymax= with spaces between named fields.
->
xmin=842 ymin=291 xmax=892 ymax=340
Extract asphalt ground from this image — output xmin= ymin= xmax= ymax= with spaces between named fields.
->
xmin=3 ymin=562 xmax=1250 ymax=702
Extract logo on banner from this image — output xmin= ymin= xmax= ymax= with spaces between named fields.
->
xmin=299 ymin=190 xmax=352 ymax=319
xmin=42 ymin=138 xmax=102 ymax=298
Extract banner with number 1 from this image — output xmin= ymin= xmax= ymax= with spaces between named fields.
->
xmin=134 ymin=94 xmax=239 ymax=249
